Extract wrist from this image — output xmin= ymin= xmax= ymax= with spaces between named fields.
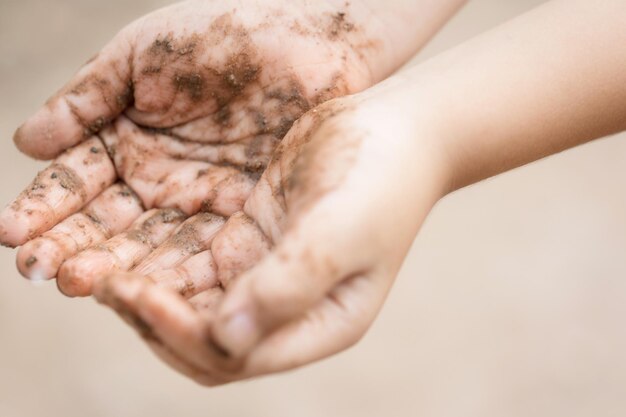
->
xmin=382 ymin=56 xmax=509 ymax=196
xmin=322 ymin=0 xmax=467 ymax=82
xmin=369 ymin=72 xmax=460 ymax=199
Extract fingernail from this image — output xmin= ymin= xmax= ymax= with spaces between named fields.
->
xmin=215 ymin=310 xmax=258 ymax=358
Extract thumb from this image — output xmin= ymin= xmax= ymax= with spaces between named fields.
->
xmin=212 ymin=204 xmax=368 ymax=358
xmin=14 ymin=28 xmax=134 ymax=160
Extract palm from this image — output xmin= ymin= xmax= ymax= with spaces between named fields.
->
xmin=95 ymin=96 xmax=400 ymax=384
xmin=99 ymin=0 xmax=375 ymax=214
xmin=93 ymin=98 xmax=362 ymax=381
xmin=1 ymin=0 xmax=384 ymax=294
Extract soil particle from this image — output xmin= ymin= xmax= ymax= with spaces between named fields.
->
xmin=116 ymin=82 xmax=134 ymax=109
xmin=220 ymin=53 xmax=260 ymax=93
xmin=53 ymin=165 xmax=87 ymax=198
xmin=84 ymin=211 xmax=102 ymax=225
xmin=142 ymin=66 xmax=162 ymax=75
xmin=85 ymin=116 xmax=107 ymax=136
xmin=137 ymin=209 xmax=186 ymax=237
xmin=118 ymin=189 xmax=132 ymax=197
xmin=160 ymin=208 xmax=185 ymax=223
xmin=213 ymin=105 xmax=232 ymax=126
xmin=274 ymin=117 xmax=296 ymax=139
xmin=328 ymin=11 xmax=355 ymax=40
xmin=126 ymin=229 xmax=150 ymax=245
xmin=70 ymin=79 xmax=89 ymax=95
xmin=253 ymin=112 xmax=268 ymax=133
xmin=25 ymin=256 xmax=38 ymax=267
xmin=173 ymin=72 xmax=205 ymax=102
xmin=180 ymin=280 xmax=195 ymax=297
xmin=260 ymin=100 xmax=356 ymax=216
xmin=150 ymin=36 xmax=176 ymax=55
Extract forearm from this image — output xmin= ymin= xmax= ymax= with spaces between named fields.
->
xmin=336 ymin=0 xmax=468 ymax=80
xmin=398 ymin=0 xmax=626 ymax=190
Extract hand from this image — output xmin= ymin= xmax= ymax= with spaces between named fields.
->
xmin=93 ymin=84 xmax=450 ymax=385
xmin=0 ymin=0 xmax=408 ymax=295
xmin=77 ymin=0 xmax=626 ymax=387
xmin=92 ymin=0 xmax=626 ymax=385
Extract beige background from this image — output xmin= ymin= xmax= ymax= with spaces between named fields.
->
xmin=2 ymin=0 xmax=626 ymax=416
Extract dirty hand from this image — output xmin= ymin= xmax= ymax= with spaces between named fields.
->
xmin=93 ymin=81 xmax=449 ymax=385
xmin=0 ymin=0 xmax=442 ymax=295
xmin=92 ymin=0 xmax=626 ymax=385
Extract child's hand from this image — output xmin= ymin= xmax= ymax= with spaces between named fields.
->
xmin=0 ymin=0 xmax=433 ymax=294
xmin=1 ymin=0 xmax=466 ymax=293
xmin=93 ymin=84 xmax=450 ymax=385
xmin=93 ymin=0 xmax=626 ymax=385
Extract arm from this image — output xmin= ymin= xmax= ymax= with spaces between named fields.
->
xmin=351 ymin=0 xmax=469 ymax=79
xmin=401 ymin=0 xmax=626 ymax=190
xmin=1 ymin=0 xmax=467 ymax=288
xmin=207 ymin=0 xmax=626 ymax=377
xmin=94 ymin=0 xmax=626 ymax=385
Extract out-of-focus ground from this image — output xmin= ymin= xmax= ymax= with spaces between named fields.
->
xmin=1 ymin=1 xmax=626 ymax=416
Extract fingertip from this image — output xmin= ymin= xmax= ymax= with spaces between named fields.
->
xmin=13 ymin=103 xmax=80 ymax=160
xmin=90 ymin=273 xmax=111 ymax=303
xmin=212 ymin=244 xmax=341 ymax=358
xmin=12 ymin=124 xmax=28 ymax=155
xmin=212 ymin=273 xmax=262 ymax=358
xmin=92 ymin=271 xmax=146 ymax=306
xmin=16 ymin=238 xmax=63 ymax=281
xmin=57 ymin=260 xmax=96 ymax=297
xmin=0 ymin=206 xmax=36 ymax=248
xmin=211 ymin=308 xmax=259 ymax=359
xmin=14 ymin=35 xmax=134 ymax=160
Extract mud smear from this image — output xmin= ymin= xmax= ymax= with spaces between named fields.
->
xmin=128 ymin=9 xmax=376 ymax=177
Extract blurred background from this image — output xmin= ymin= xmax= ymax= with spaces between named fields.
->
xmin=2 ymin=0 xmax=626 ymax=416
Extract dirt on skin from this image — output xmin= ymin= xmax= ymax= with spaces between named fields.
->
xmin=125 ymin=208 xmax=186 ymax=247
xmin=76 ymin=7 xmax=374 ymax=174
xmin=161 ymin=212 xmax=224 ymax=254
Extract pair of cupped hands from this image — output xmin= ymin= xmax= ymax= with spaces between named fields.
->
xmin=1 ymin=0 xmax=447 ymax=384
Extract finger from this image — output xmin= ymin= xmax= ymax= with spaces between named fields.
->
xmin=94 ymin=273 xmax=237 ymax=374
xmin=145 ymin=339 xmax=222 ymax=387
xmin=210 ymin=212 xmax=271 ymax=288
xmin=57 ymin=208 xmax=185 ymax=297
xmin=212 ymin=204 xmax=370 ymax=358
xmin=188 ymin=287 xmax=224 ymax=315
xmin=148 ymin=250 xmax=219 ymax=299
xmin=13 ymin=30 xmax=133 ymax=159
xmin=100 ymin=118 xmax=256 ymax=216
xmin=159 ymin=165 xmax=254 ymax=217
xmin=92 ymin=272 xmax=157 ymax=340
xmin=95 ymin=271 xmax=225 ymax=386
xmin=16 ymin=183 xmax=142 ymax=281
xmin=133 ymin=213 xmax=224 ymax=275
xmin=244 ymin=273 xmax=388 ymax=378
xmin=135 ymin=282 xmax=242 ymax=374
xmin=0 ymin=137 xmax=116 ymax=247
xmin=141 ymin=275 xmax=384 ymax=384
xmin=103 ymin=114 xmax=277 ymax=172
xmin=143 ymin=287 xmax=228 ymax=387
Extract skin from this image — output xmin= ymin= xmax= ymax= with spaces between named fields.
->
xmin=7 ymin=0 xmax=626 ymax=387
xmin=0 ymin=0 xmax=466 ymax=295
xmin=11 ymin=0 xmax=626 ymax=385
xmin=93 ymin=92 xmax=448 ymax=384
xmin=94 ymin=0 xmax=626 ymax=385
